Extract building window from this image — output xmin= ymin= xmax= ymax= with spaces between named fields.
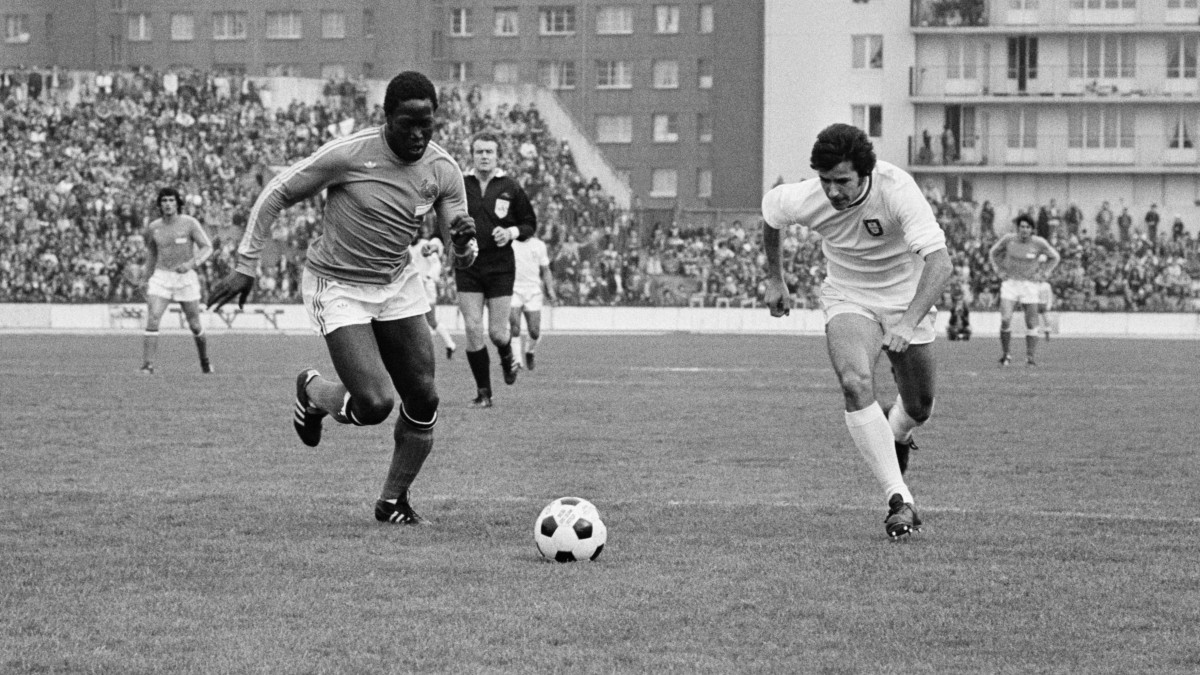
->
xmin=322 ymin=12 xmax=345 ymax=39
xmin=447 ymin=62 xmax=472 ymax=82
xmin=265 ymin=12 xmax=302 ymax=40
xmin=652 ymin=60 xmax=679 ymax=88
xmin=266 ymin=64 xmax=303 ymax=77
xmin=539 ymin=7 xmax=576 ymax=35
xmin=213 ymin=12 xmax=247 ymax=40
xmin=1069 ymin=34 xmax=1135 ymax=79
xmin=653 ymin=114 xmax=679 ymax=143
xmin=699 ymin=4 xmax=714 ymax=33
xmin=697 ymin=59 xmax=712 ymax=89
xmin=110 ymin=0 xmax=126 ymax=12
xmin=654 ymin=5 xmax=680 ymax=34
xmin=538 ymin=60 xmax=576 ymax=89
xmin=597 ymin=6 xmax=633 ymax=34
xmin=596 ymin=60 xmax=632 ymax=89
xmin=363 ymin=10 xmax=374 ymax=38
xmin=169 ymin=14 xmax=193 ymax=41
xmin=851 ymin=104 xmax=883 ymax=138
xmin=1169 ymin=112 xmax=1194 ymax=149
xmin=650 ymin=168 xmax=678 ymax=197
xmin=450 ymin=8 xmax=472 ymax=36
xmin=1006 ymin=108 xmax=1038 ymax=149
xmin=852 ymin=35 xmax=883 ymax=69
xmin=596 ymin=115 xmax=633 ymax=143
xmin=322 ymin=64 xmax=346 ymax=80
xmin=127 ymin=13 xmax=151 ymax=41
xmin=697 ymin=113 xmax=712 ymax=143
xmin=1068 ymin=107 xmax=1134 ymax=148
xmin=1167 ymin=36 xmax=1197 ymax=79
xmin=697 ymin=169 xmax=712 ymax=199
xmin=6 ymin=14 xmax=30 ymax=43
xmin=493 ymin=61 xmax=520 ymax=84
xmin=494 ymin=8 xmax=519 ymax=36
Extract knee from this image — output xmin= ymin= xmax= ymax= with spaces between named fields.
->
xmin=352 ymin=390 xmax=395 ymax=426
xmin=489 ymin=327 xmax=509 ymax=345
xmin=904 ymin=397 xmax=935 ymax=425
xmin=527 ymin=326 xmax=540 ymax=340
xmin=401 ymin=391 xmax=439 ymax=428
xmin=837 ymin=370 xmax=875 ymax=408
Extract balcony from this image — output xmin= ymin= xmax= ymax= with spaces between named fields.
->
xmin=908 ymin=132 xmax=1197 ymax=172
xmin=911 ymin=0 xmax=989 ymax=27
xmin=910 ymin=63 xmax=1200 ymax=100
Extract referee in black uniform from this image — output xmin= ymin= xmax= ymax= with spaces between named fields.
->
xmin=457 ymin=130 xmax=537 ymax=408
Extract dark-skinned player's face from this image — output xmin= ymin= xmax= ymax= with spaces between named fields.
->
xmin=384 ymin=98 xmax=436 ymax=163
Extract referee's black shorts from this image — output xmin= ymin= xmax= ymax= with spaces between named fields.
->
xmin=454 ymin=250 xmax=515 ymax=299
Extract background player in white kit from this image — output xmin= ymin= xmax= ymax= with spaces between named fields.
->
xmin=761 ymin=123 xmax=953 ymax=540
xmin=988 ymin=213 xmax=1060 ymax=366
xmin=408 ymin=218 xmax=458 ymax=360
xmin=509 ymin=232 xmax=557 ymax=371
xmin=140 ymin=186 xmax=214 ymax=375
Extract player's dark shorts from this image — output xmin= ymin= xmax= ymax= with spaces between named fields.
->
xmin=454 ymin=251 xmax=515 ymax=299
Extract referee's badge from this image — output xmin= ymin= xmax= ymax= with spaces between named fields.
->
xmin=494 ymin=198 xmax=510 ymax=219
xmin=863 ymin=218 xmax=884 ymax=236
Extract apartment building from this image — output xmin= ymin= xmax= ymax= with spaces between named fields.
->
xmin=765 ymin=0 xmax=1200 ymax=230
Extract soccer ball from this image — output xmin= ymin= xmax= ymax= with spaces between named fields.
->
xmin=533 ymin=497 xmax=607 ymax=562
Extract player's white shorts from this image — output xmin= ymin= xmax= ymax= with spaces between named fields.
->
xmin=1037 ymin=281 xmax=1053 ymax=308
xmin=1000 ymin=279 xmax=1041 ymax=305
xmin=511 ymin=286 xmax=544 ymax=312
xmin=301 ymin=266 xmax=428 ymax=336
xmin=147 ymin=269 xmax=202 ymax=303
xmin=818 ymin=282 xmax=937 ymax=345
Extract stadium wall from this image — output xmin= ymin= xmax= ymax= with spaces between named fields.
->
xmin=1 ymin=304 xmax=1198 ymax=339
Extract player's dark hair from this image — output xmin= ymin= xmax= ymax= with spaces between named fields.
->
xmin=470 ymin=130 xmax=502 ymax=155
xmin=810 ymin=123 xmax=877 ymax=177
xmin=156 ymin=186 xmax=183 ymax=211
xmin=383 ymin=71 xmax=438 ymax=116
xmin=1014 ymin=213 xmax=1036 ymax=229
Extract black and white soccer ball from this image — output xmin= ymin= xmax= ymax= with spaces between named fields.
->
xmin=533 ymin=497 xmax=607 ymax=562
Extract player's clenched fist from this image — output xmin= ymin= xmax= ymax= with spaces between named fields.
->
xmin=450 ymin=214 xmax=478 ymax=269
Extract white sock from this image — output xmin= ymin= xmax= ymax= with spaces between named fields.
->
xmin=525 ymin=334 xmax=539 ymax=355
xmin=845 ymin=403 xmax=912 ymax=504
xmin=887 ymin=394 xmax=919 ymax=443
xmin=511 ymin=334 xmax=522 ymax=359
xmin=434 ymin=324 xmax=456 ymax=351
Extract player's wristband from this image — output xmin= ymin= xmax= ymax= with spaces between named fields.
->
xmin=453 ymin=239 xmax=478 ymax=269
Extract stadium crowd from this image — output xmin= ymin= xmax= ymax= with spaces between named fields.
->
xmin=2 ymin=67 xmax=1198 ymax=313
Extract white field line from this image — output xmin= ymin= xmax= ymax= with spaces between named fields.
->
xmin=419 ymin=494 xmax=1200 ymax=526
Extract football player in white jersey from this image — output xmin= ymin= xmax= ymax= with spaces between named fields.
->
xmin=509 ymin=232 xmax=557 ymax=370
xmin=408 ymin=218 xmax=459 ymax=360
xmin=761 ymin=123 xmax=953 ymax=540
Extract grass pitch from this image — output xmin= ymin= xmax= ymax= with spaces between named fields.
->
xmin=2 ymin=331 xmax=1198 ymax=673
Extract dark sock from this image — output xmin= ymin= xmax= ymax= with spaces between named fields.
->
xmin=1000 ymin=330 xmax=1011 ymax=355
xmin=466 ymin=348 xmax=491 ymax=391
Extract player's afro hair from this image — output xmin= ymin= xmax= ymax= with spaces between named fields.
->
xmin=1014 ymin=213 xmax=1036 ymax=229
xmin=810 ymin=123 xmax=877 ymax=177
xmin=383 ymin=71 xmax=438 ymax=116
xmin=156 ymin=186 xmax=183 ymax=210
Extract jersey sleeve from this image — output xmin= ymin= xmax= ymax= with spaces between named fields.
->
xmin=890 ymin=173 xmax=946 ymax=257
xmin=235 ymin=141 xmax=349 ymax=277
xmin=760 ymin=185 xmax=797 ymax=230
xmin=512 ymin=182 xmax=538 ymax=241
xmin=535 ymin=240 xmax=551 ymax=267
xmin=433 ymin=160 xmax=469 ymax=233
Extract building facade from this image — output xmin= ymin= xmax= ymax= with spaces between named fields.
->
xmin=763 ymin=0 xmax=1200 ymax=233
xmin=0 ymin=0 xmax=764 ymax=211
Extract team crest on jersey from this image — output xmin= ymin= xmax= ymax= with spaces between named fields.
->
xmin=419 ymin=180 xmax=439 ymax=201
xmin=863 ymin=218 xmax=884 ymax=237
xmin=494 ymin=197 xmax=510 ymax=219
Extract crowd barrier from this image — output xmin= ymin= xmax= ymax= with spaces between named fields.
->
xmin=1 ymin=303 xmax=1198 ymax=338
